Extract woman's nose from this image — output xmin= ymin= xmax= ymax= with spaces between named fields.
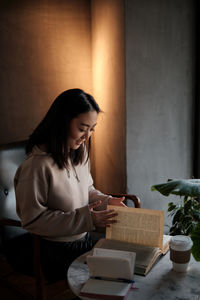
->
xmin=82 ymin=131 xmax=88 ymax=140
xmin=83 ymin=130 xmax=90 ymax=140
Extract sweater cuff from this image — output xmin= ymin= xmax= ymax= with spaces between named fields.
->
xmin=84 ymin=205 xmax=95 ymax=231
xmin=107 ymin=195 xmax=113 ymax=206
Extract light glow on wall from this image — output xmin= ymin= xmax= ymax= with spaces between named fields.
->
xmin=91 ymin=0 xmax=126 ymax=193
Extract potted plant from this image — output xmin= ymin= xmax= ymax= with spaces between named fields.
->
xmin=151 ymin=179 xmax=200 ymax=261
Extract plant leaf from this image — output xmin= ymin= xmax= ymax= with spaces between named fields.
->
xmin=151 ymin=179 xmax=200 ymax=197
xmin=168 ymin=202 xmax=177 ymax=212
xmin=191 ymin=223 xmax=200 ymax=261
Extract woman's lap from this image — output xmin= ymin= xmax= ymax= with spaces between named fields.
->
xmin=40 ymin=232 xmax=104 ymax=282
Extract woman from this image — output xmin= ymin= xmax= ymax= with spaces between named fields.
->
xmin=14 ymin=88 xmax=125 ymax=281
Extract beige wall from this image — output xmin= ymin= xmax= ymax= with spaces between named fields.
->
xmin=91 ymin=0 xmax=126 ymax=193
xmin=0 ymin=0 xmax=92 ymax=144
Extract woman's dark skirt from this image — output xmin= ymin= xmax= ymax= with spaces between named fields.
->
xmin=40 ymin=232 xmax=103 ymax=282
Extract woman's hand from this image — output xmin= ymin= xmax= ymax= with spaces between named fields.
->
xmin=108 ymin=197 xmax=126 ymax=207
xmin=89 ymin=201 xmax=118 ymax=227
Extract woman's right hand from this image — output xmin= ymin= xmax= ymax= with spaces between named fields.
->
xmin=89 ymin=200 xmax=118 ymax=227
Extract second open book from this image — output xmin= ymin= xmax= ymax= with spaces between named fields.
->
xmin=80 ymin=248 xmax=136 ymax=299
xmin=94 ymin=205 xmax=171 ymax=276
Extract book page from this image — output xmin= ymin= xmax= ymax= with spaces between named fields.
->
xmin=93 ymin=248 xmax=136 ymax=273
xmin=94 ymin=238 xmax=159 ymax=273
xmin=106 ymin=206 xmax=164 ymax=250
xmin=87 ymin=256 xmax=133 ymax=280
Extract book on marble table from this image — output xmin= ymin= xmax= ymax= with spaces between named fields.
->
xmin=93 ymin=205 xmax=171 ymax=276
xmin=80 ymin=248 xmax=136 ymax=300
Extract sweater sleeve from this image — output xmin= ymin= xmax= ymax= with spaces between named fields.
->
xmin=88 ymin=171 xmax=112 ymax=210
xmin=14 ymin=167 xmax=94 ymax=238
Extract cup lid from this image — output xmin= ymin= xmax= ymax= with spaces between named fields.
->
xmin=169 ymin=235 xmax=193 ymax=251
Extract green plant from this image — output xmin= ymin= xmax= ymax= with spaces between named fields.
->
xmin=151 ymin=179 xmax=200 ymax=261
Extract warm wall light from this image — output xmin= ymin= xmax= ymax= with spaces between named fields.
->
xmin=0 ymin=0 xmax=125 ymax=193
xmin=91 ymin=0 xmax=126 ymax=193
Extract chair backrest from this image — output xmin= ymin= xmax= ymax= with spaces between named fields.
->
xmin=0 ymin=141 xmax=27 ymax=240
xmin=0 ymin=141 xmax=58 ymax=299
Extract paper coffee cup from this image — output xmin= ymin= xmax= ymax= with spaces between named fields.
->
xmin=169 ymin=235 xmax=193 ymax=272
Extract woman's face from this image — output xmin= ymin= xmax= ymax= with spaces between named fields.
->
xmin=68 ymin=110 xmax=98 ymax=149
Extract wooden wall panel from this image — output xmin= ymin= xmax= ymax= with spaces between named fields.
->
xmin=0 ymin=0 xmax=92 ymax=144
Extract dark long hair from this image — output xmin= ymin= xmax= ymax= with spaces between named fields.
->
xmin=26 ymin=89 xmax=101 ymax=169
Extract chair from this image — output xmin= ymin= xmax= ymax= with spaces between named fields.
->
xmin=0 ymin=141 xmax=73 ymax=300
xmin=0 ymin=141 xmax=141 ymax=300
xmin=109 ymin=193 xmax=141 ymax=208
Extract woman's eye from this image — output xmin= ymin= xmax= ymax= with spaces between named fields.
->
xmin=79 ymin=127 xmax=95 ymax=133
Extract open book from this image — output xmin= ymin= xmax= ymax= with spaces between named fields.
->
xmin=94 ymin=205 xmax=171 ymax=276
xmin=80 ymin=248 xmax=136 ymax=300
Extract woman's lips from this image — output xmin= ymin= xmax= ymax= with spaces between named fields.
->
xmin=76 ymin=140 xmax=84 ymax=145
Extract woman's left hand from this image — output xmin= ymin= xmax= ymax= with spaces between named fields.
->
xmin=108 ymin=197 xmax=126 ymax=207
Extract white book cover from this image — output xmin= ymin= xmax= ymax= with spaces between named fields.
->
xmin=80 ymin=248 xmax=136 ymax=299
xmin=80 ymin=279 xmax=132 ymax=300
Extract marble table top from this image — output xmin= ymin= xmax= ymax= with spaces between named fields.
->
xmin=67 ymin=251 xmax=200 ymax=300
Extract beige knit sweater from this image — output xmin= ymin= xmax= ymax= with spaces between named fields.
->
xmin=14 ymin=146 xmax=111 ymax=242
